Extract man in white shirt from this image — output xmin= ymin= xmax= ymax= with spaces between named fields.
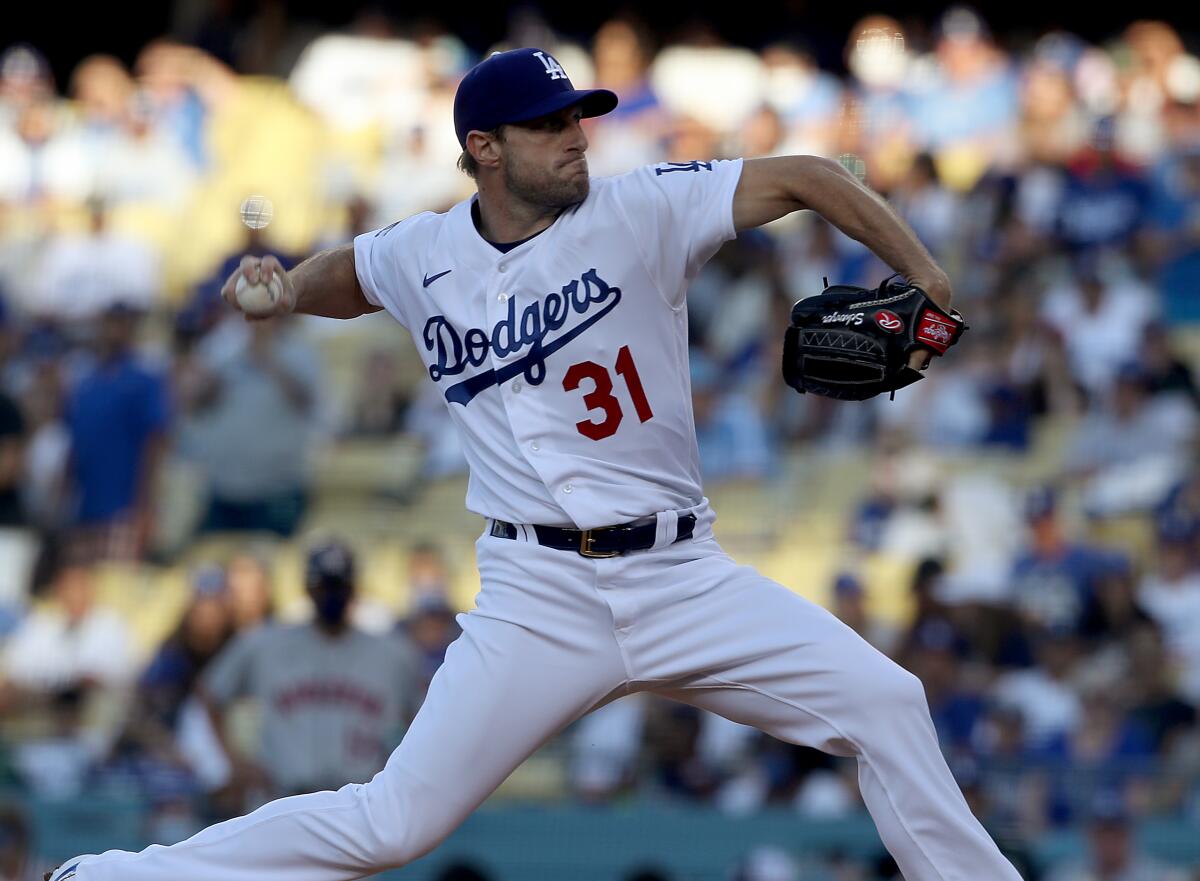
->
xmin=3 ymin=559 xmax=133 ymax=692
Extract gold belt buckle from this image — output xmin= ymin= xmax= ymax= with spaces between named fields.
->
xmin=579 ymin=529 xmax=620 ymax=558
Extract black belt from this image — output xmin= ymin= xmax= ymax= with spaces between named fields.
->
xmin=490 ymin=513 xmax=697 ymax=558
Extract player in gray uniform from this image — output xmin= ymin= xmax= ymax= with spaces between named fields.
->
xmin=200 ymin=541 xmax=418 ymax=798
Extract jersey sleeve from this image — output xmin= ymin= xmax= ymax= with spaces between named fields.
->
xmin=611 ymin=159 xmax=744 ymax=306
xmin=353 ymin=217 xmax=424 ymax=329
xmin=200 ymin=628 xmax=261 ymax=703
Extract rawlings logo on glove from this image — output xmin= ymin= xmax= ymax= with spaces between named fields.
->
xmin=782 ymin=275 xmax=966 ymax=401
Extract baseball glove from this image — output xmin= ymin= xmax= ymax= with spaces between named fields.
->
xmin=782 ymin=274 xmax=966 ymax=401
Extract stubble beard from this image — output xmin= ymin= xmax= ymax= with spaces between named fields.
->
xmin=503 ymin=151 xmax=590 ymax=212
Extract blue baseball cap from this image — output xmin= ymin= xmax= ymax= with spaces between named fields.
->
xmin=453 ymin=48 xmax=618 ymax=149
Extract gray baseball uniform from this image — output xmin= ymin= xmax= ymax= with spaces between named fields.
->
xmin=203 ymin=622 xmax=417 ymax=793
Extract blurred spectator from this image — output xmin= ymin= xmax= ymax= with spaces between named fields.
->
xmin=907 ymin=619 xmax=985 ymax=753
xmin=908 ymin=7 xmax=1019 ymax=192
xmin=183 ymin=318 xmax=320 ymax=537
xmin=585 ymin=18 xmax=665 ymax=175
xmin=1 ymin=549 xmax=134 ymax=796
xmin=63 ymin=302 xmax=170 ymax=561
xmin=967 ymin=702 xmax=1043 ymax=837
xmin=759 ymin=41 xmax=842 ymax=158
xmin=569 ymin=695 xmax=645 ymax=802
xmin=96 ymin=88 xmax=196 ymax=210
xmin=1065 ymin=365 xmax=1196 ymax=516
xmin=952 ymin=757 xmax=1041 ymax=880
xmin=1123 ymin=627 xmax=1196 ymax=756
xmin=1138 ymin=323 xmax=1198 ymax=404
xmin=1078 ymin=557 xmax=1154 ymax=648
xmin=406 ymin=542 xmax=452 ymax=602
xmin=1041 ymin=252 xmax=1157 ymax=398
xmin=0 ymin=346 xmax=26 ymax=527
xmin=198 ymin=540 xmax=417 ymax=799
xmin=1146 ymin=140 xmax=1200 ymax=322
xmin=1004 ymin=487 xmax=1120 ymax=637
xmin=403 ymin=377 xmax=468 ymax=480
xmin=644 ymin=701 xmax=720 ymax=800
xmin=889 ymin=153 xmax=963 ymax=259
xmin=1038 ymin=684 xmax=1154 ymax=826
xmin=20 ymin=326 xmax=73 ymax=531
xmin=375 ymin=125 xmax=467 ymax=222
xmin=401 ymin=594 xmax=460 ymax=701
xmin=690 ymin=349 xmax=774 ymax=482
xmin=1051 ymin=117 xmax=1151 ymax=253
xmin=1136 ymin=514 xmax=1200 ymax=702
xmin=0 ymin=45 xmax=53 ymax=122
xmin=1044 ymin=792 xmax=1188 ymax=881
xmin=136 ymin=566 xmax=233 ymax=743
xmin=224 ymin=551 xmax=275 ymax=634
xmin=133 ymin=40 xmax=215 ymax=170
xmin=844 ymin=15 xmax=915 ymax=191
xmin=346 ymin=347 xmax=410 ymax=438
xmin=2 ymin=552 xmax=134 ymax=692
xmin=0 ymin=49 xmax=70 ymax=204
xmin=8 ymin=686 xmax=96 ymax=799
xmin=31 ymin=198 xmax=162 ymax=319
xmin=991 ymin=625 xmax=1083 ymax=749
xmin=1019 ymin=34 xmax=1090 ymax=166
xmin=829 ymin=572 xmax=896 ymax=655
xmin=0 ymin=803 xmax=40 ymax=881
xmin=895 ymin=557 xmax=953 ymax=657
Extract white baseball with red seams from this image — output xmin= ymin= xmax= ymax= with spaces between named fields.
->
xmin=54 ymin=160 xmax=1021 ymax=881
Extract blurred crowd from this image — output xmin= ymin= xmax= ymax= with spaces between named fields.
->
xmin=2 ymin=4 xmax=1200 ymax=880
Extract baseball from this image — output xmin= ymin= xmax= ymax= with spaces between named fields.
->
xmin=235 ymin=274 xmax=283 ymax=316
xmin=239 ymin=195 xmax=274 ymax=230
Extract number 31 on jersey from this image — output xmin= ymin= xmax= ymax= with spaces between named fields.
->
xmin=563 ymin=345 xmax=654 ymax=441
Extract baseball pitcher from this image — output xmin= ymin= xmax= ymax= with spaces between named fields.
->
xmin=49 ymin=48 xmax=1009 ymax=881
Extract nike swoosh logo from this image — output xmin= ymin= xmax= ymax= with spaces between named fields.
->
xmin=423 ymin=269 xmax=452 ymax=288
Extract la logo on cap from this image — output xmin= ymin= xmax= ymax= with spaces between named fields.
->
xmin=533 ymin=51 xmax=567 ymax=80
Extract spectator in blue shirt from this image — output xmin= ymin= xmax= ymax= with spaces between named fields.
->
xmin=64 ymin=302 xmax=170 ymax=561
xmin=1005 ymin=487 xmax=1114 ymax=637
xmin=1146 ymin=141 xmax=1200 ymax=322
xmin=1053 ymin=117 xmax=1151 ymax=253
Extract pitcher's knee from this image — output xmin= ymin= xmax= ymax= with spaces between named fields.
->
xmin=850 ymin=658 xmax=929 ymax=721
xmin=356 ymin=772 xmax=462 ymax=868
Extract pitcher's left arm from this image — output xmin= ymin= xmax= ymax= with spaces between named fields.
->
xmin=732 ymin=155 xmax=952 ymax=310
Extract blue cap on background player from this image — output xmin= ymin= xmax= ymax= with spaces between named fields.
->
xmin=306 ymin=540 xmax=356 ymax=588
xmin=453 ymin=48 xmax=618 ymax=148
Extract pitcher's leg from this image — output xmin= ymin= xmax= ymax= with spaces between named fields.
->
xmin=64 ymin=604 xmax=627 ymax=881
xmin=635 ymin=551 xmax=1021 ymax=881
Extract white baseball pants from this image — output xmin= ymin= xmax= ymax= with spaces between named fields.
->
xmin=59 ymin=531 xmax=1020 ymax=881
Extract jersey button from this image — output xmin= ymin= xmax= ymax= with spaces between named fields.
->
xmin=530 ymin=441 xmax=540 ymax=452
xmin=498 ymin=291 xmax=510 ymax=302
xmin=511 ymin=380 xmax=522 ymax=394
xmin=562 ymin=483 xmax=574 ymax=494
xmin=498 ymin=263 xmax=508 ymax=273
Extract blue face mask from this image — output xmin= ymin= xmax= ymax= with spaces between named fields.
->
xmin=312 ymin=584 xmax=352 ymax=625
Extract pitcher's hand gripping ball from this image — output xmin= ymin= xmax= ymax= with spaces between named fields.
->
xmin=782 ymin=274 xmax=967 ymax=400
xmin=234 ymin=274 xmax=284 ymax=316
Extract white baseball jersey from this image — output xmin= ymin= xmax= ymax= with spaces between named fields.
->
xmin=353 ymin=159 xmax=744 ymax=530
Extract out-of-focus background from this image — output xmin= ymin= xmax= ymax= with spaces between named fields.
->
xmin=2 ymin=2 xmax=1200 ymax=879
